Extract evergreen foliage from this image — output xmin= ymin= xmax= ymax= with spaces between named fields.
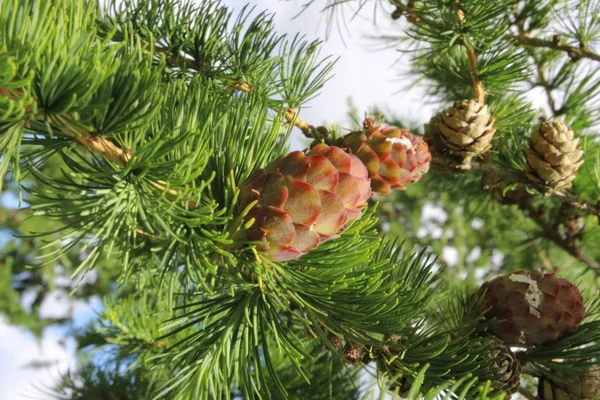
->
xmin=1 ymin=0 xmax=600 ymax=399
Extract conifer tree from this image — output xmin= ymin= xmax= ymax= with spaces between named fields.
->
xmin=1 ymin=1 xmax=600 ymax=399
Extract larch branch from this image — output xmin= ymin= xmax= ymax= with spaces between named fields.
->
xmin=391 ymin=3 xmax=600 ymax=63
xmin=430 ymin=153 xmax=600 ymax=218
xmin=284 ymin=109 xmax=311 ymax=135
xmin=512 ymin=22 xmax=559 ymax=115
xmin=283 ymin=109 xmax=330 ymax=141
xmin=520 ymin=202 xmax=600 ymax=272
xmin=1 ymin=87 xmax=196 ymax=210
xmin=431 ymin=147 xmax=600 ymax=273
xmin=511 ymin=34 xmax=600 ymax=62
xmin=392 ymin=2 xmax=485 ymax=103
xmin=454 ymin=6 xmax=485 ymax=103
xmin=56 ymin=116 xmax=130 ymax=167
xmin=531 ymin=241 xmax=557 ymax=273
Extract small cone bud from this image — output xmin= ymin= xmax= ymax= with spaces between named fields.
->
xmin=343 ymin=342 xmax=363 ymax=364
xmin=487 ymin=342 xmax=522 ymax=396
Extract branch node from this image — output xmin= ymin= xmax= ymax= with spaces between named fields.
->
xmin=284 ymin=109 xmax=329 ymax=141
xmin=453 ymin=3 xmax=485 ymax=103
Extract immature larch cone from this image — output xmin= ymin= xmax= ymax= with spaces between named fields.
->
xmin=475 ymin=270 xmax=585 ymax=347
xmin=524 ymin=120 xmax=584 ymax=190
xmin=238 ymin=144 xmax=371 ymax=261
xmin=338 ymin=118 xmax=431 ymax=194
xmin=487 ymin=342 xmax=522 ymax=398
xmin=538 ymin=365 xmax=600 ymax=400
xmin=424 ymin=99 xmax=496 ymax=156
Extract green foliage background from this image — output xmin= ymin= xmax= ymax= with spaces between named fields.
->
xmin=1 ymin=0 xmax=600 ymax=399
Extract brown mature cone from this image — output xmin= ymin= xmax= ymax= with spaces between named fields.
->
xmin=338 ymin=118 xmax=431 ymax=195
xmin=475 ymin=271 xmax=585 ymax=347
xmin=524 ymin=121 xmax=584 ymax=190
xmin=486 ymin=342 xmax=522 ymax=398
xmin=424 ymin=99 xmax=496 ymax=156
xmin=538 ymin=365 xmax=600 ymax=400
xmin=238 ymin=144 xmax=371 ymax=261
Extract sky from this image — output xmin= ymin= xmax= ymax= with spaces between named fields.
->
xmin=0 ymin=1 xmax=442 ymax=398
xmin=226 ymin=0 xmax=441 ymax=148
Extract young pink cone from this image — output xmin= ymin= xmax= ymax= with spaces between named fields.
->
xmin=239 ymin=144 xmax=371 ymax=261
xmin=338 ymin=118 xmax=431 ymax=195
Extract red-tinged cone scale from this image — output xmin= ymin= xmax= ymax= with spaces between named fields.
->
xmin=475 ymin=271 xmax=585 ymax=347
xmin=238 ymin=144 xmax=371 ymax=261
xmin=338 ymin=118 xmax=431 ymax=194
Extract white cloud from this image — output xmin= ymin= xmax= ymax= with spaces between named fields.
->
xmin=0 ymin=318 xmax=75 ymax=399
xmin=224 ymin=1 xmax=434 ymax=150
xmin=0 ymin=293 xmax=101 ymax=399
xmin=39 ymin=290 xmax=71 ymax=320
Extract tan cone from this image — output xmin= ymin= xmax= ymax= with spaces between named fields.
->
xmin=487 ymin=342 xmax=522 ymax=397
xmin=424 ymin=99 xmax=496 ymax=156
xmin=538 ymin=365 xmax=600 ymax=400
xmin=524 ymin=121 xmax=584 ymax=190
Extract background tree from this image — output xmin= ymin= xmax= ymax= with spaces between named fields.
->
xmin=1 ymin=0 xmax=600 ymax=399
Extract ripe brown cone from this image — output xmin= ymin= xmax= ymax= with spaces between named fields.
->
xmin=338 ymin=118 xmax=431 ymax=194
xmin=475 ymin=271 xmax=585 ymax=347
xmin=238 ymin=144 xmax=371 ymax=261
xmin=424 ymin=99 xmax=496 ymax=156
xmin=538 ymin=365 xmax=600 ymax=400
xmin=524 ymin=121 xmax=584 ymax=190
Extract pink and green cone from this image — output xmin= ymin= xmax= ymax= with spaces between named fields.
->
xmin=338 ymin=118 xmax=431 ymax=194
xmin=238 ymin=144 xmax=371 ymax=261
xmin=237 ymin=119 xmax=431 ymax=261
